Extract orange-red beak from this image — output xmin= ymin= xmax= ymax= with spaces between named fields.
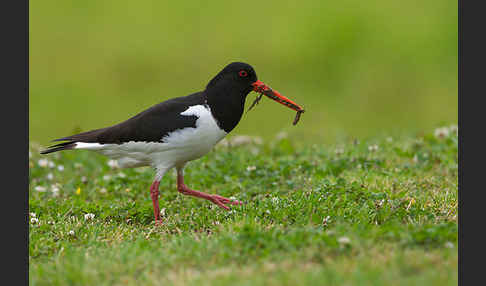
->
xmin=251 ymin=80 xmax=304 ymax=112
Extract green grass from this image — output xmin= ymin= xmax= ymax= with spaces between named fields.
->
xmin=29 ymin=126 xmax=458 ymax=285
xmin=29 ymin=0 xmax=457 ymax=144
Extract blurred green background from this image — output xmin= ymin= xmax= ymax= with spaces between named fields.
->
xmin=30 ymin=0 xmax=457 ymax=145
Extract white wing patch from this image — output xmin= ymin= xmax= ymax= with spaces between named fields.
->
xmin=74 ymin=142 xmax=104 ymax=150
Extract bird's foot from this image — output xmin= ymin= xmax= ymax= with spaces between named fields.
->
xmin=176 ymin=172 xmax=243 ymax=211
xmin=154 ymin=219 xmax=164 ymax=226
xmin=209 ymin=194 xmax=243 ymax=210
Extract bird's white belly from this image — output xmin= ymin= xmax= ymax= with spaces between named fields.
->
xmin=76 ymin=105 xmax=227 ymax=174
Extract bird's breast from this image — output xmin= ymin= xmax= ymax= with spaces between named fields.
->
xmin=152 ymin=104 xmax=227 ymax=166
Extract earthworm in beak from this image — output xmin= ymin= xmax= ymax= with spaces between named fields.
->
xmin=249 ymin=80 xmax=305 ymax=125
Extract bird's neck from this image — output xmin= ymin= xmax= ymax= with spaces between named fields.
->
xmin=205 ymin=84 xmax=249 ymax=133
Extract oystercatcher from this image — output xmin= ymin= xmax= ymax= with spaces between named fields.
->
xmin=40 ymin=62 xmax=303 ymax=224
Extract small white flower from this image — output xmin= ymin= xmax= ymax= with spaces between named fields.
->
xmin=47 ymin=173 xmax=54 ymax=180
xmin=38 ymin=158 xmax=49 ymax=167
xmin=107 ymin=160 xmax=119 ymax=169
xmin=34 ymin=186 xmax=47 ymax=192
xmin=271 ymin=197 xmax=280 ymax=204
xmin=246 ymin=166 xmax=256 ymax=172
xmin=118 ymin=172 xmax=126 ymax=178
xmin=47 ymin=220 xmax=55 ymax=225
xmin=160 ymin=208 xmax=166 ymax=217
xmin=48 ymin=161 xmax=55 ymax=168
xmin=30 ymin=212 xmax=36 ymax=218
xmin=338 ymin=236 xmax=351 ymax=245
xmin=30 ymin=217 xmax=39 ymax=224
xmin=84 ymin=213 xmax=95 ymax=221
xmin=444 ymin=241 xmax=454 ymax=249
xmin=81 ymin=176 xmax=87 ymax=183
xmin=229 ymin=196 xmax=237 ymax=201
xmin=68 ymin=230 xmax=75 ymax=236
xmin=368 ymin=144 xmax=379 ymax=152
xmin=265 ymin=209 xmax=271 ymax=215
xmin=103 ymin=175 xmax=111 ymax=181
xmin=434 ymin=127 xmax=450 ymax=139
xmin=51 ymin=185 xmax=60 ymax=197
xmin=57 ymin=165 xmax=64 ymax=172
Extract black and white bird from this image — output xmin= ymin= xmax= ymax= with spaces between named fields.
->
xmin=41 ymin=62 xmax=303 ymax=224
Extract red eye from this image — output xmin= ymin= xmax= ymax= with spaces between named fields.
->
xmin=238 ymin=70 xmax=248 ymax=77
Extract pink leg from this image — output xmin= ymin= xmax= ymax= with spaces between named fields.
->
xmin=176 ymin=169 xmax=242 ymax=210
xmin=150 ymin=180 xmax=162 ymax=224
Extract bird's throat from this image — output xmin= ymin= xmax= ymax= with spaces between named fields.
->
xmin=205 ymin=85 xmax=249 ymax=133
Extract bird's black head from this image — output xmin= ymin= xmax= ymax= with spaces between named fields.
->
xmin=204 ymin=61 xmax=303 ymax=133
xmin=206 ymin=62 xmax=258 ymax=96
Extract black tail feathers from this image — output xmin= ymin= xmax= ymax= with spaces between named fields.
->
xmin=40 ymin=141 xmax=77 ymax=155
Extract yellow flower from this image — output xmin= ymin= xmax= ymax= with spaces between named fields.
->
xmin=76 ymin=187 xmax=81 ymax=195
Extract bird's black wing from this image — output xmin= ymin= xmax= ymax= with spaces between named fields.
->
xmin=42 ymin=92 xmax=206 ymax=153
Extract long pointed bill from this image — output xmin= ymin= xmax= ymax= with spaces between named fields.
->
xmin=251 ymin=80 xmax=305 ymax=125
xmin=252 ymin=80 xmax=303 ymax=112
